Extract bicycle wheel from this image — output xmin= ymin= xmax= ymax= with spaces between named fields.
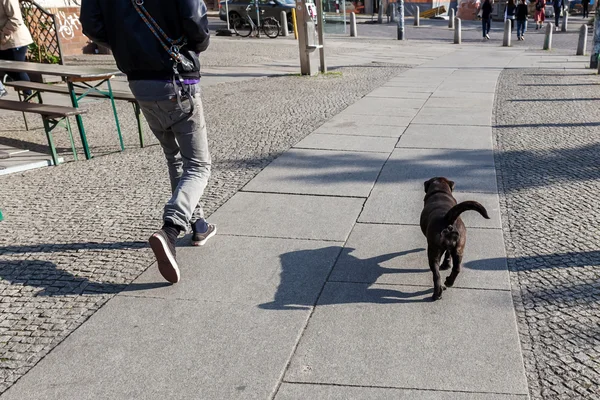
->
xmin=234 ymin=18 xmax=253 ymax=37
xmin=262 ymin=17 xmax=280 ymax=38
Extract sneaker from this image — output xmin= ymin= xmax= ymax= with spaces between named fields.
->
xmin=191 ymin=219 xmax=217 ymax=246
xmin=485 ymin=34 xmax=490 ymax=39
xmin=521 ymin=36 xmax=525 ymax=41
xmin=0 ymin=88 xmax=7 ymax=98
xmin=149 ymin=229 xmax=180 ymax=283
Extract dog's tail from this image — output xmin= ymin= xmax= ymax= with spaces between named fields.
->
xmin=445 ymin=201 xmax=490 ymax=225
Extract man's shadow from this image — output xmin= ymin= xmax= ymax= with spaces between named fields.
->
xmin=0 ymin=260 xmax=169 ymax=296
xmin=259 ymin=246 xmax=431 ymax=310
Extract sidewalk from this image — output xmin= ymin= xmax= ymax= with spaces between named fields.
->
xmin=1 ymin=47 xmax=536 ymax=399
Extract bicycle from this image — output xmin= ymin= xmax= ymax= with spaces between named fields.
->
xmin=233 ymin=5 xmax=280 ymax=39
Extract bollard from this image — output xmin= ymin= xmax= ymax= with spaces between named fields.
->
xmin=454 ymin=17 xmax=461 ymax=44
xmin=291 ymin=8 xmax=298 ymax=39
xmin=561 ymin=8 xmax=568 ymax=32
xmin=415 ymin=6 xmax=420 ymax=26
xmin=350 ymin=12 xmax=358 ymax=37
xmin=449 ymin=8 xmax=455 ymax=29
xmin=577 ymin=24 xmax=588 ymax=55
xmin=378 ymin=0 xmax=383 ymax=23
xmin=543 ymin=22 xmax=553 ymax=50
xmin=281 ymin=11 xmax=289 ymax=36
xmin=390 ymin=3 xmax=396 ymax=22
xmin=503 ymin=19 xmax=511 ymax=46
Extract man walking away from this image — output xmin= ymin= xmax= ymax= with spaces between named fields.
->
xmin=516 ymin=0 xmax=528 ymax=40
xmin=80 ymin=0 xmax=216 ymax=284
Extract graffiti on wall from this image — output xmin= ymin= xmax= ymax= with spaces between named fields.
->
xmin=56 ymin=10 xmax=81 ymax=40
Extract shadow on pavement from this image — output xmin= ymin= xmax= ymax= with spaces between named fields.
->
xmin=259 ymin=246 xmax=430 ymax=310
xmin=0 ymin=260 xmax=169 ymax=296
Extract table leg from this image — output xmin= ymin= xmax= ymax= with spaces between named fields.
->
xmin=107 ymin=79 xmax=125 ymax=151
xmin=67 ymin=81 xmax=92 ymax=160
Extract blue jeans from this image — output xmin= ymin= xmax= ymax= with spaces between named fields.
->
xmin=517 ymin=20 xmax=526 ymax=36
xmin=0 ymin=46 xmax=31 ymax=83
xmin=482 ymin=17 xmax=491 ymax=37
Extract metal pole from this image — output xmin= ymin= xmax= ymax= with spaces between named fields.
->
xmin=378 ymin=0 xmax=384 ymax=23
xmin=350 ymin=11 xmax=358 ymax=36
xmin=414 ymin=6 xmax=420 ymax=26
xmin=315 ymin=0 xmax=326 ymax=72
xmin=343 ymin=0 xmax=347 ymax=34
xmin=226 ymin=0 xmax=230 ymax=30
xmin=255 ymin=0 xmax=260 ymax=37
xmin=397 ymin=0 xmax=405 ymax=39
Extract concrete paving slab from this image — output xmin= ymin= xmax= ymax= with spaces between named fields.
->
xmin=412 ymin=107 xmax=492 ymax=126
xmin=276 ymin=383 xmax=529 ymax=400
xmin=366 ymin=87 xmax=433 ymax=99
xmin=423 ymin=96 xmax=495 ymax=110
xmin=242 ymin=148 xmax=389 ymax=197
xmin=208 ymin=192 xmax=364 ymax=241
xmin=123 ymin=235 xmax=342 ymax=306
xmin=430 ymin=90 xmax=498 ymax=100
xmin=284 ymin=282 xmax=528 ymax=395
xmin=359 ymin=188 xmax=501 ymax=229
xmin=373 ymin=148 xmax=498 ymax=193
xmin=329 ymin=224 xmax=510 ymax=291
xmin=314 ymin=122 xmax=407 ymax=137
xmin=321 ymin=113 xmax=413 ymax=128
xmin=345 ymin=97 xmax=428 ymax=111
xmin=294 ymin=133 xmax=398 ymax=153
xmin=435 ymin=82 xmax=497 ymax=93
xmin=342 ymin=102 xmax=422 ymax=117
xmin=397 ymin=124 xmax=493 ymax=150
xmin=1 ymin=296 xmax=309 ymax=400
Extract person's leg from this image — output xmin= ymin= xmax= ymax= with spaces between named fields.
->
xmin=554 ymin=7 xmax=560 ymax=27
xmin=482 ymin=18 xmax=487 ymax=37
xmin=0 ymin=47 xmax=32 ymax=97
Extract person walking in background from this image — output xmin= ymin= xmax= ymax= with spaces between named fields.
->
xmin=516 ymin=0 xmax=528 ymax=40
xmin=534 ymin=0 xmax=545 ymax=29
xmin=582 ymin=0 xmax=589 ymax=18
xmin=505 ymin=0 xmax=517 ymax=31
xmin=480 ymin=0 xmax=494 ymax=40
xmin=553 ymin=0 xmax=563 ymax=30
xmin=0 ymin=0 xmax=33 ymax=85
xmin=81 ymin=0 xmax=216 ymax=284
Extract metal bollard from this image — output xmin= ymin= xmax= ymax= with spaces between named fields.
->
xmin=378 ymin=0 xmax=383 ymax=23
xmin=449 ymin=8 xmax=455 ymax=29
xmin=561 ymin=8 xmax=568 ymax=32
xmin=415 ymin=6 xmax=420 ymax=26
xmin=503 ymin=19 xmax=511 ymax=46
xmin=350 ymin=12 xmax=358 ymax=37
xmin=397 ymin=0 xmax=406 ymax=40
xmin=281 ymin=11 xmax=289 ymax=36
xmin=454 ymin=17 xmax=461 ymax=44
xmin=592 ymin=7 xmax=600 ymax=68
xmin=543 ymin=22 xmax=553 ymax=50
xmin=577 ymin=24 xmax=588 ymax=55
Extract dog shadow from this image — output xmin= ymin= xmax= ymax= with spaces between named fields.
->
xmin=259 ymin=246 xmax=431 ymax=310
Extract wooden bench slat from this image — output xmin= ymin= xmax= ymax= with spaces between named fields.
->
xmin=0 ymin=99 xmax=86 ymax=117
xmin=4 ymin=81 xmax=136 ymax=102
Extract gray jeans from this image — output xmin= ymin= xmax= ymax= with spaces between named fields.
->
xmin=129 ymin=81 xmax=211 ymax=229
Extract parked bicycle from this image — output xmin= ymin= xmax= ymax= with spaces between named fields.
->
xmin=233 ymin=4 xmax=280 ymax=38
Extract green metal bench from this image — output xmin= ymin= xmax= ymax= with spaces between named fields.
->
xmin=0 ymin=99 xmax=85 ymax=166
xmin=4 ymin=80 xmax=146 ymax=148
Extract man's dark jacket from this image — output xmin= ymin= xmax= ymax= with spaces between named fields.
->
xmin=80 ymin=0 xmax=210 ymax=81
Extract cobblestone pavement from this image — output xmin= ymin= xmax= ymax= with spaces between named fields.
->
xmin=0 ymin=58 xmax=406 ymax=393
xmin=494 ymin=69 xmax=600 ymax=399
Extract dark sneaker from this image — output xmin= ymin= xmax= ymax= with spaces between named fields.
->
xmin=149 ymin=229 xmax=180 ymax=283
xmin=191 ymin=219 xmax=217 ymax=246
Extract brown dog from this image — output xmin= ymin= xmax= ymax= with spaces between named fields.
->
xmin=420 ymin=177 xmax=490 ymax=301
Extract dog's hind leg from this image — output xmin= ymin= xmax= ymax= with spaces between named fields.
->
xmin=440 ymin=251 xmax=451 ymax=270
xmin=428 ymin=248 xmax=444 ymax=300
xmin=444 ymin=249 xmax=463 ymax=288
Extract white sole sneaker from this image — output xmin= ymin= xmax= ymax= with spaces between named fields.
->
xmin=149 ymin=231 xmax=180 ymax=283
xmin=191 ymin=224 xmax=217 ymax=247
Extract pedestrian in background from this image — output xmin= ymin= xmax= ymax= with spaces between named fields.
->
xmin=582 ymin=0 xmax=589 ymax=18
xmin=534 ymin=0 xmax=545 ymax=29
xmin=505 ymin=0 xmax=517 ymax=31
xmin=553 ymin=0 xmax=563 ymax=30
xmin=480 ymin=0 xmax=494 ymax=40
xmin=516 ymin=0 xmax=528 ymax=40
xmin=0 ymin=0 xmax=33 ymax=85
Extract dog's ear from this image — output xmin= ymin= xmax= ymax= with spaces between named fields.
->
xmin=447 ymin=180 xmax=455 ymax=191
xmin=424 ymin=178 xmax=434 ymax=193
